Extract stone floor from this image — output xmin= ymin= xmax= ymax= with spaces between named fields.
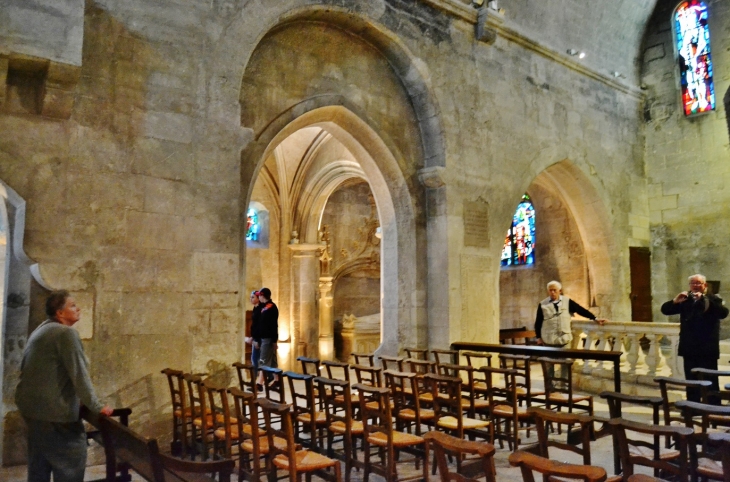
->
xmin=1 ymin=371 xmax=665 ymax=482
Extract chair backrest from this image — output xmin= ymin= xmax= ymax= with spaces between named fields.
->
xmin=508 ymin=450 xmax=607 ymax=482
xmin=322 ymin=360 xmax=351 ymax=382
xmin=499 ymin=354 xmax=537 ymax=399
xmin=285 ymin=371 xmax=316 ymax=419
xmin=161 ymin=368 xmax=186 ymax=419
xmin=707 ymin=432 xmax=730 ymax=482
xmin=438 ymin=363 xmax=482 ymax=417
xmin=676 ymin=399 xmax=730 ymax=475
xmin=183 ymin=373 xmax=207 ymax=419
xmin=229 ymin=387 xmax=260 ymax=451
xmin=655 ymin=376 xmax=711 ymax=435
xmin=351 ymin=353 xmax=375 ymax=366
xmin=608 ymin=417 xmax=692 ymax=481
xmin=298 ymin=356 xmax=322 ymax=377
xmin=405 ymin=358 xmax=437 ymax=375
xmin=352 ymin=364 xmax=383 ymax=387
xmin=258 ymin=398 xmax=299 ymax=480
xmin=405 ymin=347 xmax=429 ymax=360
xmin=354 ymin=383 xmax=394 ymax=444
xmin=203 ymin=381 xmax=235 ymax=457
xmin=383 ymin=369 xmax=420 ymax=416
xmin=527 ymin=407 xmax=593 ymax=465
xmin=379 ymin=355 xmax=405 ymax=371
xmin=424 ymin=430 xmax=496 ymax=482
xmin=315 ymin=377 xmax=355 ymax=436
xmin=537 ymin=357 xmax=575 ymax=400
xmin=99 ymin=415 xmax=166 ymax=482
xmin=424 ymin=373 xmax=470 ymax=436
xmin=260 ymin=366 xmax=285 ymax=402
xmin=690 ymin=368 xmax=730 ymax=404
xmin=232 ymin=362 xmax=258 ymax=396
xmin=463 ymin=351 xmax=493 ymax=368
xmin=432 ymin=349 xmax=459 ymax=366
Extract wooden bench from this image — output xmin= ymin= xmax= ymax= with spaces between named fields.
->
xmin=499 ymin=327 xmax=537 ymax=345
xmin=82 ymin=407 xmax=234 ymax=482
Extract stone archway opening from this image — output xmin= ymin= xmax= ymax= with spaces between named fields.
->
xmin=498 ymin=160 xmax=617 ymax=331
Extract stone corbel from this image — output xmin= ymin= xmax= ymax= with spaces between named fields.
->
xmin=475 ymin=6 xmax=502 ymax=44
xmin=418 ymin=166 xmax=446 ymax=189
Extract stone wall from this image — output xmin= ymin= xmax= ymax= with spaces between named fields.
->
xmin=642 ymin=0 xmax=730 ymax=321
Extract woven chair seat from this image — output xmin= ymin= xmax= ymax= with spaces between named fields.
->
xmin=365 ymin=400 xmax=395 ymax=410
xmin=515 ymin=387 xmax=545 ymax=397
xmin=193 ymin=414 xmax=237 ymax=429
xmin=241 ymin=435 xmax=289 ymax=454
xmin=473 ymin=381 xmax=488 ymax=392
xmin=697 ymin=457 xmax=723 ymax=478
xmin=335 ymin=394 xmax=360 ymax=404
xmin=436 ymin=415 xmax=490 ymax=430
xmin=462 ymin=398 xmax=490 ymax=409
xmin=398 ymin=408 xmax=435 ymax=421
xmin=367 ymin=430 xmax=425 ymax=447
xmin=547 ymin=393 xmax=591 ymax=403
xmin=329 ymin=420 xmax=364 ymax=435
xmin=628 ymin=444 xmax=680 ymax=460
xmin=214 ymin=423 xmax=252 ymax=441
xmin=273 ymin=449 xmax=338 ymax=471
xmin=297 ymin=411 xmax=327 ymax=425
xmin=492 ymin=404 xmax=530 ymax=417
xmin=174 ymin=407 xmax=211 ymax=418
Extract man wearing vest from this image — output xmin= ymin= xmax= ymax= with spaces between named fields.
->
xmin=534 ymin=281 xmax=607 ymax=385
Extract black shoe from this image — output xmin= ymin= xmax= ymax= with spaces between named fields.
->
xmin=256 ymin=383 xmax=264 ymax=391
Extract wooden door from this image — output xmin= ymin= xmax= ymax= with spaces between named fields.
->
xmin=629 ymin=247 xmax=653 ymax=321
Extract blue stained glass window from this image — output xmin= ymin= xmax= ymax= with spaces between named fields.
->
xmin=246 ymin=208 xmax=259 ymax=241
xmin=674 ymin=1 xmax=715 ymax=116
xmin=501 ymin=194 xmax=535 ymax=267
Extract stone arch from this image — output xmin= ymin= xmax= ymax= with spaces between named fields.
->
xmin=240 ymin=103 xmax=418 ymax=357
xmin=527 ymin=160 xmax=619 ymax=318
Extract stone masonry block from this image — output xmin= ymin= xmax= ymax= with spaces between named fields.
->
xmin=210 ymin=308 xmax=239 ymax=334
xmin=143 ymin=111 xmax=193 ymax=143
xmin=648 ymin=194 xmax=678 ymax=211
xmin=628 ymin=213 xmax=650 ymax=229
xmin=192 ymin=252 xmax=239 ymax=293
xmin=631 ymin=226 xmax=651 ymax=241
xmin=119 ymin=292 xmax=185 ymax=335
xmin=126 ymin=211 xmax=184 ymax=251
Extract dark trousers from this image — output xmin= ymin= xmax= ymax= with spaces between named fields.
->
xmin=25 ymin=418 xmax=87 ymax=482
xmin=684 ymin=356 xmax=720 ymax=404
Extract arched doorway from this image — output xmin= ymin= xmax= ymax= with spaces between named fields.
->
xmin=498 ymin=160 xmax=620 ymax=330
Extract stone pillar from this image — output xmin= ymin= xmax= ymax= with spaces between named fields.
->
xmin=288 ymin=244 xmax=321 ymax=359
xmin=318 ymin=276 xmax=334 ymax=360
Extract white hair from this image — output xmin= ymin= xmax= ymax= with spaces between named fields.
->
xmin=547 ymin=280 xmax=562 ymax=290
xmin=688 ymin=274 xmax=706 ymax=283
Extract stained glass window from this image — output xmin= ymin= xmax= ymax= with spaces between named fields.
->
xmin=501 ymin=194 xmax=535 ymax=267
xmin=674 ymin=1 xmax=715 ymax=116
xmin=246 ymin=208 xmax=259 ymax=241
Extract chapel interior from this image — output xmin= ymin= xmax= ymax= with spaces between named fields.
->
xmin=0 ymin=0 xmax=729 ymax=470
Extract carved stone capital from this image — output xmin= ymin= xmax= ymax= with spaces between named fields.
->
xmin=418 ymin=166 xmax=446 ymax=189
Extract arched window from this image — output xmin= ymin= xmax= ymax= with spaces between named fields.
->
xmin=501 ymin=194 xmax=535 ymax=267
xmin=674 ymin=1 xmax=715 ymax=116
xmin=246 ymin=207 xmax=259 ymax=241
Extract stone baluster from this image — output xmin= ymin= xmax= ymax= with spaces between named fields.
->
xmin=625 ymin=332 xmax=646 ymax=375
xmin=665 ymin=333 xmax=682 ymax=378
xmin=581 ymin=329 xmax=600 ymax=375
xmin=593 ymin=330 xmax=612 ymax=372
xmin=643 ymin=333 xmax=667 ymax=376
xmin=571 ymin=327 xmax=586 ymax=371
xmin=616 ymin=332 xmax=629 ymax=370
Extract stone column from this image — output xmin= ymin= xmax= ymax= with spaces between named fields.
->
xmin=318 ymin=277 xmax=334 ymax=360
xmin=288 ymin=244 xmax=321 ymax=359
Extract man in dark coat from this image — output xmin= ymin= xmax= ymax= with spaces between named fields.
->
xmin=661 ymin=274 xmax=729 ymax=403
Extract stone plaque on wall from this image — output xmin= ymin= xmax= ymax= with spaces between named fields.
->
xmin=463 ymin=199 xmax=489 ymax=247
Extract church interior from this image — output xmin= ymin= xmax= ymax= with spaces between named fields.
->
xmin=1 ymin=0 xmax=729 ymax=472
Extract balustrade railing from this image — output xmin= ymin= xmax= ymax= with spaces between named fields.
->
xmin=571 ymin=320 xmax=681 ymax=388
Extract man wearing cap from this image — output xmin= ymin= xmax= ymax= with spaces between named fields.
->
xmin=255 ymin=288 xmax=279 ymax=387
xmin=16 ymin=290 xmax=113 ymax=482
xmin=245 ymin=290 xmax=262 ymax=370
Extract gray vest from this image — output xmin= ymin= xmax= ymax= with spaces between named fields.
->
xmin=540 ymin=296 xmax=573 ymax=346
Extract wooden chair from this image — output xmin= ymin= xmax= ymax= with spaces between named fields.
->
xmin=627 ymin=476 xmax=672 ymax=482
xmin=691 ymin=368 xmax=730 ymax=408
xmin=528 ymin=407 xmax=594 ymax=466
xmin=230 ymin=388 xmax=263 ymax=482
xmin=608 ymin=418 xmax=692 ymax=482
xmin=463 ymin=351 xmax=493 ymax=369
xmin=509 ymin=450 xmax=607 ymax=482
xmin=499 ymin=354 xmax=545 ymax=406
xmin=424 ymin=430 xmax=496 ymax=482
xmin=354 ymin=383 xmax=429 ymax=482
xmin=379 ymin=355 xmax=405 ymax=371
xmin=351 ymin=353 xmax=375 ymax=366
xmin=432 ymin=349 xmax=459 ymax=366
xmin=405 ymin=358 xmax=437 ymax=405
xmin=285 ymin=371 xmax=326 ymax=452
xmin=675 ymin=400 xmax=730 ymax=482
xmin=260 ymin=366 xmax=286 ymax=403
xmin=316 ymin=376 xmax=363 ymax=482
xmin=184 ymin=373 xmax=213 ymax=460
xmin=384 ymin=369 xmax=435 ymax=437
xmin=258 ymin=398 xmax=341 ymax=482
xmin=204 ymin=381 xmax=239 ymax=460
xmin=655 ymin=376 xmax=712 ymax=445
xmin=233 ymin=362 xmax=259 ymax=397
xmin=323 ymin=360 xmax=351 ymax=382
xmin=538 ymin=357 xmax=593 ymax=416
xmin=437 ymin=363 xmax=491 ymax=421
xmin=601 ymin=391 xmax=664 ymax=474
xmin=480 ymin=365 xmax=532 ymax=451
xmin=160 ymin=368 xmax=189 ymax=457
xmin=352 ymin=364 xmax=383 ymax=387
xmin=707 ymin=433 xmax=730 ymax=482
xmin=405 ymin=347 xmax=429 ymax=360
xmin=298 ymin=356 xmax=322 ymax=377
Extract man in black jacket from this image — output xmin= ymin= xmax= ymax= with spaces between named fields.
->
xmin=255 ymin=287 xmax=279 ymax=387
xmin=661 ymin=274 xmax=729 ymax=403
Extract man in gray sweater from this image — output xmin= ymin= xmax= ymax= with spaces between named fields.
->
xmin=15 ymin=290 xmax=113 ymax=482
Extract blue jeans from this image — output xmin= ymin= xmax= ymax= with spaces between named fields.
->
xmin=251 ymin=341 xmax=261 ymax=370
xmin=25 ymin=418 xmax=87 ymax=482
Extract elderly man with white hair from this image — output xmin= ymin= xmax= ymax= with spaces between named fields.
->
xmin=534 ymin=280 xmax=607 ymax=348
xmin=661 ymin=273 xmax=728 ymax=403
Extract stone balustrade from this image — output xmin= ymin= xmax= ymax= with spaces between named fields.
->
xmin=570 ymin=320 xmax=681 ymax=395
